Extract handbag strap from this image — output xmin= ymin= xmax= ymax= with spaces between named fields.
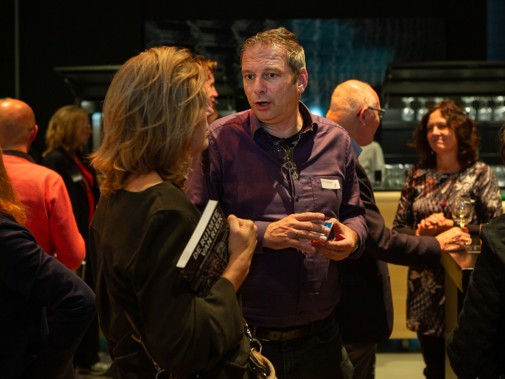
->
xmin=243 ymin=318 xmax=263 ymax=353
xmin=121 ymin=308 xmax=170 ymax=378
xmin=243 ymin=318 xmax=277 ymax=379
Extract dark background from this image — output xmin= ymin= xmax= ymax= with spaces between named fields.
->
xmin=1 ymin=0 xmax=504 ymax=160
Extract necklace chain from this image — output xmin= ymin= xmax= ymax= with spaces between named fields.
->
xmin=274 ymin=131 xmax=302 ymax=181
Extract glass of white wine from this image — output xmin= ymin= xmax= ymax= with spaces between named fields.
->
xmin=451 ymin=197 xmax=474 ymax=227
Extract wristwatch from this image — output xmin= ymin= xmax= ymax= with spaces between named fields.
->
xmin=349 ymin=239 xmax=360 ymax=256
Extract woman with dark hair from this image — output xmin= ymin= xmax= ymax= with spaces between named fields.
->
xmin=392 ymin=99 xmax=502 ymax=379
xmin=0 ymin=148 xmax=95 ymax=378
xmin=447 ymin=123 xmax=505 ymax=378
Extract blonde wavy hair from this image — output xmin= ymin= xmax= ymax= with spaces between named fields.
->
xmin=0 ymin=149 xmax=26 ymax=223
xmin=43 ymin=105 xmax=89 ymax=155
xmin=90 ymin=46 xmax=208 ymax=197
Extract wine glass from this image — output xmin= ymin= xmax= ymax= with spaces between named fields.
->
xmin=401 ymin=97 xmax=415 ymax=122
xmin=477 ymin=96 xmax=493 ymax=121
xmin=461 ymin=96 xmax=477 ymax=120
xmin=493 ymin=95 xmax=505 ymax=121
xmin=416 ymin=97 xmax=427 ymax=121
xmin=451 ymin=197 xmax=474 ymax=228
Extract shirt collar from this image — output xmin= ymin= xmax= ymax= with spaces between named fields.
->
xmin=2 ymin=149 xmax=36 ymax=162
xmin=351 ymin=139 xmax=362 ymax=157
xmin=252 ymin=101 xmax=317 ymax=138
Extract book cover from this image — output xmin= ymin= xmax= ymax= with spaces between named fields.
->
xmin=176 ymin=199 xmax=229 ymax=296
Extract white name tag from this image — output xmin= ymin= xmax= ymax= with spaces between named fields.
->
xmin=71 ymin=173 xmax=83 ymax=183
xmin=321 ymin=178 xmax=340 ymax=190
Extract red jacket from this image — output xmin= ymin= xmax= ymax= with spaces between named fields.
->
xmin=3 ymin=151 xmax=85 ymax=269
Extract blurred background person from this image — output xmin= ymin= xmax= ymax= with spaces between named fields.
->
xmin=89 ymin=45 xmax=258 ymax=378
xmin=41 ymin=105 xmax=105 ymax=376
xmin=326 ymin=80 xmax=470 ymax=379
xmin=446 ymin=123 xmax=505 ymax=379
xmin=358 ymin=140 xmax=385 ymax=186
xmin=392 ymin=99 xmax=503 ymax=379
xmin=0 ymin=98 xmax=85 ymax=270
xmin=0 ymin=148 xmax=95 ymax=379
xmin=202 ymin=57 xmax=220 ymax=123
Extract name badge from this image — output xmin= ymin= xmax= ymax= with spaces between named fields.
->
xmin=321 ymin=178 xmax=340 ymax=190
xmin=71 ymin=173 xmax=83 ymax=183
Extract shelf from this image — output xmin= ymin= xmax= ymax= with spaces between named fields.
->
xmin=378 ymin=61 xmax=505 ymax=165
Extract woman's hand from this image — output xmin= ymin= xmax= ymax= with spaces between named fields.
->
xmin=221 ymin=215 xmax=257 ymax=291
xmin=417 ymin=212 xmax=453 ymax=236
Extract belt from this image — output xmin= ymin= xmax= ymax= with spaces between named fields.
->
xmin=251 ymin=314 xmax=336 ymax=342
xmin=252 ymin=324 xmax=312 ymax=342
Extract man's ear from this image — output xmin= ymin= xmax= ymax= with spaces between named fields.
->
xmin=357 ymin=107 xmax=368 ymax=125
xmin=297 ymin=68 xmax=308 ymax=93
xmin=30 ymin=124 xmax=38 ymax=142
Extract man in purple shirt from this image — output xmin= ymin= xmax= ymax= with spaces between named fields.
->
xmin=185 ymin=27 xmax=366 ymax=379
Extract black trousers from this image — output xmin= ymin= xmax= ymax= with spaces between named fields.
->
xmin=74 ymin=260 xmax=101 ymax=368
xmin=345 ymin=343 xmax=377 ymax=379
xmin=417 ymin=333 xmax=445 ymax=379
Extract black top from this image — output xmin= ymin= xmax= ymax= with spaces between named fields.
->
xmin=90 ymin=181 xmax=250 ymax=378
xmin=42 ymin=148 xmax=99 ymax=241
xmin=447 ymin=214 xmax=505 ymax=378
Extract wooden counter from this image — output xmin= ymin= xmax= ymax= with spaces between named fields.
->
xmin=374 ymin=191 xmax=417 ymax=340
xmin=441 ymin=249 xmax=479 ymax=379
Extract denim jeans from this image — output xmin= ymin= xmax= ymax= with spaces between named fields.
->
xmin=259 ymin=316 xmax=354 ymax=379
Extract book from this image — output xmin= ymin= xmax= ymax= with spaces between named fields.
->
xmin=176 ymin=199 xmax=230 ymax=296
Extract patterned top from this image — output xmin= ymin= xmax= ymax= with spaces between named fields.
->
xmin=392 ymin=161 xmax=503 ymax=337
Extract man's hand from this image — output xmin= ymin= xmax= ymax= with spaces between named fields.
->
xmin=263 ymin=212 xmax=329 ymax=253
xmin=312 ymin=219 xmax=360 ymax=261
xmin=435 ymin=226 xmax=472 ymax=252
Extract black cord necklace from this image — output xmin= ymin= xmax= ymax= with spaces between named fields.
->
xmin=272 ymin=129 xmax=303 ymax=181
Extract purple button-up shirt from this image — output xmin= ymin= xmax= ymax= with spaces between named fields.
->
xmin=185 ymin=103 xmax=366 ymax=328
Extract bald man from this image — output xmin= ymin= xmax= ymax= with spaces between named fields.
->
xmin=326 ymin=80 xmax=470 ymax=379
xmin=0 ymin=98 xmax=85 ymax=269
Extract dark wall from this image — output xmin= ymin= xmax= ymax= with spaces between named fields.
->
xmin=1 ymin=0 xmax=143 ymax=159
xmin=0 ymin=0 xmax=489 ymax=159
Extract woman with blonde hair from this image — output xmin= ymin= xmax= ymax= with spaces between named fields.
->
xmin=89 ymin=45 xmax=258 ymax=378
xmin=42 ymin=104 xmax=104 ymax=374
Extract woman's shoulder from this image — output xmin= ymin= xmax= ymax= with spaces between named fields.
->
xmin=406 ymin=164 xmax=429 ymax=178
xmin=44 ymin=148 xmax=66 ymax=157
xmin=115 ymin=181 xmax=197 ymax=218
xmin=42 ymin=148 xmax=71 ymax=164
xmin=0 ymin=211 xmax=29 ymax=234
xmin=469 ymin=160 xmax=493 ymax=172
